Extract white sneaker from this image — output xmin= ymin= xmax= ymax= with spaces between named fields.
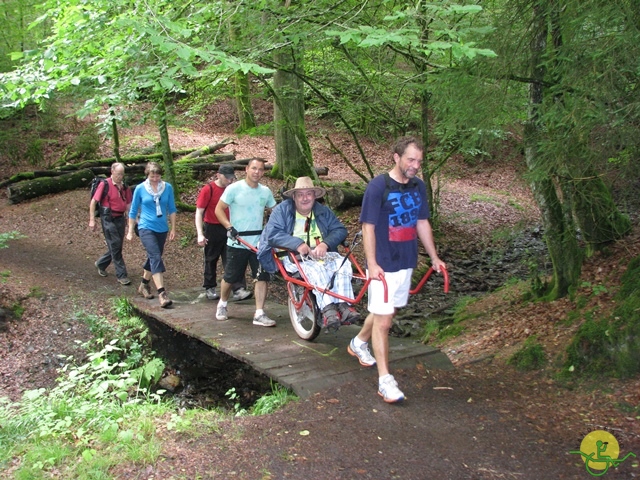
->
xmin=378 ymin=375 xmax=405 ymax=403
xmin=347 ymin=338 xmax=376 ymax=367
xmin=233 ymin=287 xmax=253 ymax=301
xmin=253 ymin=313 xmax=276 ymax=327
xmin=216 ymin=304 xmax=228 ymax=320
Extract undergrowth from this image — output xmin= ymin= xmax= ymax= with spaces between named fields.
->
xmin=0 ymin=297 xmax=296 ymax=478
xmin=563 ymin=255 xmax=640 ymax=379
xmin=507 ymin=336 xmax=547 ymax=371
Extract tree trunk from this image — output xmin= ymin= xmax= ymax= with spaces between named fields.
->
xmin=155 ymin=99 xmax=178 ymax=195
xmin=525 ymin=1 xmax=582 ymax=300
xmin=234 ymin=71 xmax=256 ymax=132
xmin=272 ymin=46 xmax=314 ymax=179
xmin=7 ymin=169 xmax=94 ymax=204
xmin=109 ymin=106 xmax=121 ymax=162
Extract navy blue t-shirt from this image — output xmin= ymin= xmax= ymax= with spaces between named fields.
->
xmin=359 ymin=174 xmax=430 ymax=272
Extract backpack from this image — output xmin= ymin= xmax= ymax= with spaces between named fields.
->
xmin=89 ymin=176 xmax=109 ymax=217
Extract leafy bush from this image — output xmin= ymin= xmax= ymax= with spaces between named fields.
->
xmin=508 ymin=336 xmax=547 ymax=371
xmin=0 ymin=230 xmax=26 ymax=249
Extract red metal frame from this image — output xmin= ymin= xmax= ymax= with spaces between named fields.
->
xmin=233 ymin=235 xmax=449 ymax=308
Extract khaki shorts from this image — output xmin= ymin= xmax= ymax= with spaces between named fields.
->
xmin=367 ymin=268 xmax=413 ymax=315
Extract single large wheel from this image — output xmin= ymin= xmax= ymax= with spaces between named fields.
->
xmin=287 ymin=282 xmax=321 ymax=341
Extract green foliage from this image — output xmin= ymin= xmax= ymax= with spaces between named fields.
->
xmin=0 ymin=298 xmax=173 ymax=475
xmin=11 ymin=302 xmax=25 ymax=319
xmin=243 ymin=122 xmax=274 ymax=137
xmin=251 ymin=382 xmax=297 ymax=416
xmin=225 ymin=387 xmax=247 ymax=417
xmin=178 ymin=225 xmax=197 ymax=249
xmin=0 ymin=230 xmax=25 ymax=249
xmin=73 ymin=125 xmax=101 ymax=159
xmin=25 ymin=137 xmax=44 ymax=166
xmin=0 ymin=270 xmax=10 ymax=283
xmin=507 ymin=336 xmax=547 ymax=371
xmin=421 ymin=319 xmax=441 ymax=343
xmin=563 ymin=255 xmax=640 ymax=378
xmin=0 ymin=343 xmax=170 ymax=476
xmin=436 ymin=323 xmax=465 ymax=341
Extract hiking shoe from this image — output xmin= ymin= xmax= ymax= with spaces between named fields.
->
xmin=320 ymin=304 xmax=341 ymax=331
xmin=216 ymin=304 xmax=228 ymax=320
xmin=337 ymin=302 xmax=361 ymax=325
xmin=95 ymin=261 xmax=107 ymax=277
xmin=159 ymin=291 xmax=172 ymax=308
xmin=253 ymin=313 xmax=276 ymax=327
xmin=138 ymin=282 xmax=154 ymax=299
xmin=233 ymin=287 xmax=253 ymax=301
xmin=378 ymin=375 xmax=405 ymax=403
xmin=117 ymin=277 xmax=131 ymax=285
xmin=206 ymin=288 xmax=219 ymax=300
xmin=347 ymin=338 xmax=376 ymax=367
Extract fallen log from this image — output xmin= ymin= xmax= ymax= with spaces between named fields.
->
xmin=0 ymin=170 xmax=69 ymax=189
xmin=55 ymin=149 xmax=200 ymax=171
xmin=7 ymin=169 xmax=94 ymax=204
xmin=325 ymin=186 xmax=365 ymax=210
xmin=180 ymin=139 xmax=234 ymax=159
xmin=174 ymin=153 xmax=236 ymax=165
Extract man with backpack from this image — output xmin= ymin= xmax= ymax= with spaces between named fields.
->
xmin=89 ymin=162 xmax=133 ymax=285
xmin=195 ymin=164 xmax=252 ymax=301
xmin=348 ymin=136 xmax=446 ymax=403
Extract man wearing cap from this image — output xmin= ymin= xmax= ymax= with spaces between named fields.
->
xmin=257 ymin=176 xmax=361 ymax=330
xmin=195 ymin=164 xmax=251 ymax=301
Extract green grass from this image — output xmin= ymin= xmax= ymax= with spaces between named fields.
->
xmin=0 ymin=297 xmax=299 ymax=477
xmin=507 ymin=336 xmax=547 ymax=371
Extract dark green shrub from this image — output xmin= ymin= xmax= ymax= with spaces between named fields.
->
xmin=508 ymin=336 xmax=547 ymax=371
xmin=74 ymin=125 xmax=101 ymax=158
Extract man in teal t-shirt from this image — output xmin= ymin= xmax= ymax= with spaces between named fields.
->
xmin=214 ymin=159 xmax=277 ymax=327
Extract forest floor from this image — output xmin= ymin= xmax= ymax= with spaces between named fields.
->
xmin=0 ymin=99 xmax=639 ymax=479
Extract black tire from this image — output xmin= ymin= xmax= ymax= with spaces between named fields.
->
xmin=287 ymin=282 xmax=321 ymax=341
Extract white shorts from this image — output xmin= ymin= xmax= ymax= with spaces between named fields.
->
xmin=367 ymin=268 xmax=413 ymax=315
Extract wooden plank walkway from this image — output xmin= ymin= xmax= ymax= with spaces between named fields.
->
xmin=131 ymin=287 xmax=453 ymax=398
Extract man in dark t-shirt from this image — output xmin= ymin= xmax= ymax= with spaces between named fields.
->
xmin=348 ymin=136 xmax=446 ymax=403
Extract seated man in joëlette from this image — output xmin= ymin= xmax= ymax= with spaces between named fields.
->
xmin=257 ymin=176 xmax=361 ymax=330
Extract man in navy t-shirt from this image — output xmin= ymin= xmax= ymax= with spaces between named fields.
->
xmin=348 ymin=136 xmax=446 ymax=403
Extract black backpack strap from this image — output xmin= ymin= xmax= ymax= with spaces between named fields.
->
xmin=381 ymin=172 xmax=392 ymax=207
xmin=99 ymin=178 xmax=109 ymax=204
xmin=202 ymin=183 xmax=214 ymax=214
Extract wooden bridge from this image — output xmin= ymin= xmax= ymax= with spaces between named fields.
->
xmin=131 ymin=287 xmax=453 ymax=398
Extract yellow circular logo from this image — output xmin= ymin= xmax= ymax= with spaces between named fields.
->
xmin=578 ymin=430 xmax=620 ymax=471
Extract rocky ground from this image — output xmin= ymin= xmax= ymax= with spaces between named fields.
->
xmin=0 ymin=100 xmax=639 ymax=478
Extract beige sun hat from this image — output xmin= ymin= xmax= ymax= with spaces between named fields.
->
xmin=282 ymin=176 xmax=326 ymax=198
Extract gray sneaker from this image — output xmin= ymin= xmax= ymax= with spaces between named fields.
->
xmin=118 ymin=277 xmax=131 ymax=285
xmin=253 ymin=313 xmax=276 ymax=327
xmin=347 ymin=338 xmax=376 ymax=367
xmin=206 ymin=288 xmax=219 ymax=300
xmin=95 ymin=261 xmax=107 ymax=277
xmin=233 ymin=287 xmax=253 ymax=301
xmin=378 ymin=374 xmax=405 ymax=403
xmin=216 ymin=304 xmax=228 ymax=320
